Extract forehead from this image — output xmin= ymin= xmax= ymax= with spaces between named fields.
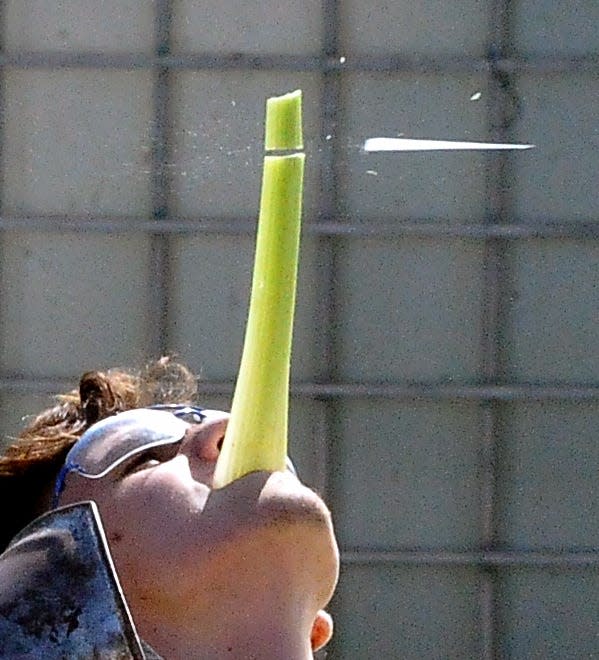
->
xmin=71 ymin=409 xmax=190 ymax=469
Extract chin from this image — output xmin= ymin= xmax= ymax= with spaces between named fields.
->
xmin=188 ymin=471 xmax=339 ymax=597
xmin=255 ymin=471 xmax=340 ymax=604
xmin=255 ymin=470 xmax=334 ymax=528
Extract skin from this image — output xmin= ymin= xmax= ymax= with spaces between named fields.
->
xmin=60 ymin=411 xmax=339 ymax=659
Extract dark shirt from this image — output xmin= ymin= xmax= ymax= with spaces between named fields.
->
xmin=0 ymin=502 xmax=162 ymax=659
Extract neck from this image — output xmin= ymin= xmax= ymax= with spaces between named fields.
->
xmin=135 ymin=590 xmax=315 ymax=660
xmin=119 ymin=474 xmax=339 ymax=659
xmin=132 ymin=523 xmax=327 ymax=659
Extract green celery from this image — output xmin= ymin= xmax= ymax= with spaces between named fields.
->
xmin=212 ymin=90 xmax=304 ymax=488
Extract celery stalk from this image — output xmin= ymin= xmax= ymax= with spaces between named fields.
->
xmin=212 ymin=90 xmax=304 ymax=488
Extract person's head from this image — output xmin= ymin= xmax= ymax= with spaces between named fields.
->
xmin=0 ymin=358 xmax=198 ymax=550
xmin=0 ymin=358 xmax=339 ymax=658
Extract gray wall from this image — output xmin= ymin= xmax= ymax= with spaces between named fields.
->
xmin=1 ymin=2 xmax=598 ymax=658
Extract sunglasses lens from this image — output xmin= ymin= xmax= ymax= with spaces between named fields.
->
xmin=65 ymin=409 xmax=189 ymax=478
xmin=149 ymin=404 xmax=206 ymax=424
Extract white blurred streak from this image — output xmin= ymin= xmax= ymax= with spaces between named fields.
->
xmin=363 ymin=137 xmax=534 ymax=152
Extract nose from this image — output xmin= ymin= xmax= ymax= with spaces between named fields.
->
xmin=181 ymin=409 xmax=230 ymax=462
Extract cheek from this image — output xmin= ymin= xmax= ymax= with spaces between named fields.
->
xmin=99 ymin=493 xmax=174 ymax=601
xmin=95 ymin=464 xmax=209 ymax=567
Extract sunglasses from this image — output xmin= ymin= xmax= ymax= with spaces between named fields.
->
xmin=52 ymin=404 xmax=296 ymax=508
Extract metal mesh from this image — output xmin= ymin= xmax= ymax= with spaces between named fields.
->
xmin=0 ymin=2 xmax=598 ymax=657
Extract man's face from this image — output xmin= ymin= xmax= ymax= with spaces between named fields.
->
xmin=59 ymin=408 xmax=339 ymax=648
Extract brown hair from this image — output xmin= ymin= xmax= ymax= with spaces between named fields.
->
xmin=0 ymin=357 xmax=198 ymax=551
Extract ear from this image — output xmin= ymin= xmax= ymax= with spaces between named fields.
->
xmin=310 ymin=609 xmax=333 ymax=652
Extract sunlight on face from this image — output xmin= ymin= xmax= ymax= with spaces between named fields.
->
xmin=59 ymin=408 xmax=339 ymax=641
